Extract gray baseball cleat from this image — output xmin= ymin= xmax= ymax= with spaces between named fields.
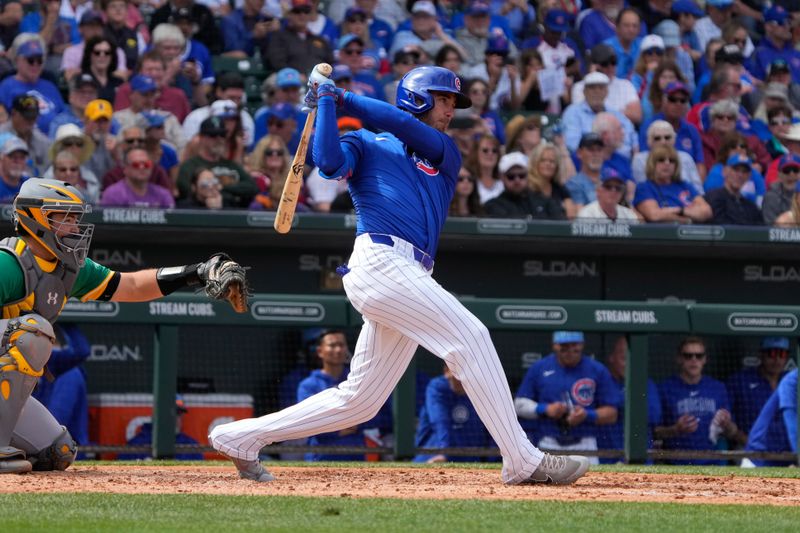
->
xmin=228 ymin=456 xmax=275 ymax=482
xmin=522 ymin=453 xmax=590 ymax=485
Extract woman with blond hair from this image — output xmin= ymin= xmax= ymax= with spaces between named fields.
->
xmin=775 ymin=191 xmax=800 ymax=227
xmin=247 ymin=134 xmax=297 ymax=211
xmin=527 ymin=141 xmax=577 ymax=219
xmin=633 ymin=144 xmax=712 ymax=223
xmin=632 ymin=120 xmax=702 ymax=191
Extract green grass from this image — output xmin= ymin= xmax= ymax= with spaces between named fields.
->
xmin=0 ymin=494 xmax=798 ymax=533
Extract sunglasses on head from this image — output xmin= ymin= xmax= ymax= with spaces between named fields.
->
xmin=264 ymin=149 xmax=285 ymax=157
xmin=505 ymin=172 xmax=527 ymax=181
xmin=681 ymin=351 xmax=706 ymax=360
xmin=61 ymin=139 xmax=85 ymax=148
xmin=25 ymin=56 xmax=44 ymax=66
xmin=667 ymin=95 xmax=688 ymax=104
xmin=129 ymin=160 xmax=153 ymax=169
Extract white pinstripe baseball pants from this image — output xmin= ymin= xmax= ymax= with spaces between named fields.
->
xmin=209 ymin=234 xmax=544 ymax=484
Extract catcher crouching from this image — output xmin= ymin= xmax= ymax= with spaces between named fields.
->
xmin=0 ymin=179 xmax=249 ymax=475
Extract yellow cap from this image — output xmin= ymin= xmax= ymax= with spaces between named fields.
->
xmin=85 ymin=99 xmax=113 ymax=121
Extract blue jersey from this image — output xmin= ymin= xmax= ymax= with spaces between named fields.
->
xmin=516 ymin=354 xmax=621 ymax=442
xmin=297 ymin=368 xmax=366 ymax=461
xmin=597 ymin=376 xmax=661 ymax=463
xmin=0 ymin=76 xmax=65 ymax=134
xmin=414 ymin=375 xmax=493 ymax=462
xmin=314 ymin=90 xmax=462 ymax=257
xmin=726 ymin=367 xmax=787 ymax=437
xmin=659 ymin=375 xmax=731 ymax=464
xmin=633 ymin=179 xmax=700 ymax=209
xmin=777 ymin=369 xmax=798 ymax=453
xmin=745 ymin=391 xmax=793 ymax=466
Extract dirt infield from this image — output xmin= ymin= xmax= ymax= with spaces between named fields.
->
xmin=1 ymin=466 xmax=799 ymax=506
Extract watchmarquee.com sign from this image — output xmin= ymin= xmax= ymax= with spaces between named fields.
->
xmin=727 ymin=312 xmax=798 ymax=332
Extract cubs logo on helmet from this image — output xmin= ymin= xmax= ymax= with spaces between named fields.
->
xmin=571 ymin=378 xmax=597 ymax=407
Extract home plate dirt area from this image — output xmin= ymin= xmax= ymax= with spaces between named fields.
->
xmin=1 ymin=466 xmax=799 ymax=506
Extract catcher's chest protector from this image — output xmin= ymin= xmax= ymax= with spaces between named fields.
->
xmin=0 ymin=237 xmax=78 ymax=322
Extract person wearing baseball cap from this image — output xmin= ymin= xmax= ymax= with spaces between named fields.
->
xmin=0 ymin=34 xmax=65 ymax=134
xmin=115 ymin=74 xmax=187 ymax=153
xmin=389 ymin=0 xmax=461 ymax=63
xmin=0 ymin=136 xmax=31 ymax=203
xmin=176 ymin=116 xmax=257 ymax=207
xmin=149 ymin=0 xmax=223 ymax=55
xmin=671 ymin=1 xmax=703 ymax=62
xmin=484 ymin=152 xmax=565 ymax=220
xmin=83 ymin=99 xmax=117 ymax=181
xmin=566 ymin=132 xmax=605 ymax=209
xmin=576 ymin=166 xmax=640 ymax=223
xmin=46 ymin=73 xmax=101 ymax=139
xmin=704 ymin=154 xmax=763 ymax=225
xmin=518 ymin=9 xmax=579 ymax=78
xmin=0 ymin=93 xmax=49 ymax=175
xmin=455 ymin=0 xmax=521 ymax=74
xmin=570 ymin=44 xmax=642 ymax=127
xmin=577 ymin=0 xmax=626 ymax=50
xmin=763 ymin=154 xmax=800 ymax=224
xmin=751 ymin=6 xmax=800 ymax=84
xmin=515 ymin=329 xmax=619 ymax=464
xmin=693 ymin=0 xmax=739 ymax=53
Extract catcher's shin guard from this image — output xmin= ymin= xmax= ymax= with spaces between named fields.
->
xmin=0 ymin=315 xmax=56 ymax=448
xmin=30 ymin=427 xmax=77 ymax=471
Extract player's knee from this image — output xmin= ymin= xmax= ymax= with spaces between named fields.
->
xmin=1 ymin=314 xmax=56 ymax=377
xmin=30 ymin=427 xmax=77 ymax=471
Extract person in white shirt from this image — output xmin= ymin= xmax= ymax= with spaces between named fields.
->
xmin=571 ymin=43 xmax=641 ymax=125
xmin=577 ymin=167 xmax=640 ymax=222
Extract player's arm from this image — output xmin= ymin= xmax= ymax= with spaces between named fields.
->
xmin=782 ymin=408 xmax=797 ymax=453
xmin=313 ymin=81 xmax=359 ymax=181
xmin=593 ymin=405 xmax=618 ymax=425
xmin=111 ymin=270 xmax=165 ymax=302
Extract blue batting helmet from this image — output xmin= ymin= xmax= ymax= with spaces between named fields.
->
xmin=396 ymin=66 xmax=471 ymax=114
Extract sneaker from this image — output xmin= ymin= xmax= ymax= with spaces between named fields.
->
xmin=523 ymin=453 xmax=590 ymax=485
xmin=229 ymin=456 xmax=275 ymax=482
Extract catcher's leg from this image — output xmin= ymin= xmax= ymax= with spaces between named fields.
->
xmin=12 ymin=397 xmax=77 ymax=471
xmin=0 ymin=315 xmax=56 ymax=474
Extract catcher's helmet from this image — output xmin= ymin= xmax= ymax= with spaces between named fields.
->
xmin=396 ymin=66 xmax=471 ymax=114
xmin=13 ymin=179 xmax=94 ymax=268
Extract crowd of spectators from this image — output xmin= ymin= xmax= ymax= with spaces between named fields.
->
xmin=1 ymin=0 xmax=800 ymax=225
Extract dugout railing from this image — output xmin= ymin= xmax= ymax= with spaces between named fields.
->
xmin=59 ymin=294 xmax=800 ymax=465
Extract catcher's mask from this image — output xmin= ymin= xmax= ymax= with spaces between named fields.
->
xmin=13 ymin=179 xmax=94 ymax=268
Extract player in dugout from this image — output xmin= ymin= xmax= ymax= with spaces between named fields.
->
xmin=210 ymin=65 xmax=592 ymax=485
xmin=1 ymin=178 xmax=248 ymax=475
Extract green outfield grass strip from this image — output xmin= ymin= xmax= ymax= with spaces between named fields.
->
xmin=0 ymin=494 xmax=798 ymax=533
xmin=80 ymin=460 xmax=800 ymax=479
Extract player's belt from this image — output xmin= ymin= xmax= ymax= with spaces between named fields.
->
xmin=368 ymin=234 xmax=434 ymax=272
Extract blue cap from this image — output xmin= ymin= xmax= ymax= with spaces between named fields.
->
xmin=141 ymin=111 xmax=166 ymax=128
xmin=337 ymin=33 xmax=364 ymax=50
xmin=706 ymin=0 xmax=733 ymax=7
xmin=344 ymin=7 xmax=367 ymax=20
xmin=267 ymin=102 xmax=295 ymax=121
xmin=544 ymin=9 xmax=573 ymax=32
xmin=331 ymin=64 xmax=353 ymax=82
xmin=485 ymin=32 xmax=509 ymax=55
xmin=664 ymin=81 xmax=689 ymax=96
xmin=553 ymin=331 xmax=584 ymax=344
xmin=600 ymin=166 xmax=624 ymax=183
xmin=764 ymin=5 xmax=789 ymax=25
xmin=16 ymin=40 xmax=44 ymax=58
xmin=672 ymin=0 xmax=703 ymax=17
xmin=466 ymin=0 xmax=490 ymax=16
xmin=761 ymin=337 xmax=790 ymax=350
xmin=130 ymin=74 xmax=157 ymax=93
xmin=779 ymin=153 xmax=800 ymax=171
xmin=726 ymin=154 xmax=752 ymax=168
xmin=276 ymin=67 xmax=302 ymax=88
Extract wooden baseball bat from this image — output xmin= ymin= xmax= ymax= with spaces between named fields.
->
xmin=274 ymin=63 xmax=332 ymax=234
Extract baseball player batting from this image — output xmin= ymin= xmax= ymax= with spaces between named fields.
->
xmin=0 ymin=179 xmax=248 ymax=475
xmin=209 ymin=65 xmax=590 ymax=485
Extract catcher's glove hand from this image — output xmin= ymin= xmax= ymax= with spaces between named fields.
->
xmin=198 ymin=253 xmax=250 ymax=313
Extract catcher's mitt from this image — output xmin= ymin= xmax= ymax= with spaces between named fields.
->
xmin=198 ymin=253 xmax=250 ymax=313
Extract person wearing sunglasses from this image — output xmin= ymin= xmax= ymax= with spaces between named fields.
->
xmin=0 ymin=137 xmax=33 ymax=204
xmin=751 ymin=6 xmax=800 ymax=85
xmin=101 ymin=123 xmax=175 ymax=194
xmin=633 ymin=120 xmax=703 ymax=192
xmin=44 ymin=124 xmax=101 ymax=192
xmin=177 ymin=116 xmax=257 ymax=208
xmin=769 ymin=154 xmax=800 ymax=226
xmin=176 ymin=167 xmax=224 ymax=210
xmin=247 ymin=134 xmax=297 ymax=211
xmin=464 ymin=134 xmax=503 ymax=204
xmin=727 ymin=336 xmax=792 ymax=466
xmin=701 ymin=98 xmax=772 ymax=173
xmin=114 ymin=74 xmax=187 ymax=153
xmin=576 ymin=166 xmax=640 ymax=223
xmin=751 ymin=83 xmax=799 ymax=144
xmin=0 ymin=35 xmax=65 ymax=135
xmin=656 ymin=336 xmax=740 ymax=465
xmin=61 ymin=10 xmax=129 ymax=82
xmin=484 ymin=151 xmax=564 ymax=220
xmin=334 ymin=34 xmax=382 ymax=100
xmin=263 ymin=0 xmax=333 ymax=74
xmin=0 ymin=93 xmax=50 ymax=176
xmin=79 ymin=35 xmax=125 ymax=104
xmin=51 ymin=150 xmax=99 ymax=204
xmin=338 ymin=7 xmax=385 ymax=74
xmin=100 ymin=147 xmax=175 ymax=208
xmin=149 ymin=0 xmax=223 ymax=55
xmin=704 ymin=154 xmax=764 ymax=225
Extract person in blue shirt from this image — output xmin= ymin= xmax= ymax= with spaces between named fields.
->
xmin=580 ymin=0 xmax=645 ymax=51
xmin=603 ymin=8 xmax=643 ymax=80
xmin=414 ymin=364 xmax=494 ymax=463
xmin=210 ymin=65 xmax=592 ymax=485
xmin=728 ymin=337 xmax=791 ymax=466
xmin=32 ymin=324 xmax=91 ymax=448
xmin=655 ymin=336 xmax=740 ymax=465
xmin=0 ymin=36 xmax=66 ymax=135
xmin=672 ymin=0 xmax=703 ymax=63
xmin=749 ymin=6 xmax=800 ymax=84
xmin=0 ymin=137 xmax=32 ymax=203
xmin=348 ymin=0 xmax=395 ymax=53
xmin=515 ymin=331 xmax=621 ymax=465
xmin=221 ymin=0 xmax=277 ymax=57
xmin=777 ymin=369 xmax=798 ymax=453
xmin=119 ymin=396 xmax=203 ymax=461
xmin=597 ymin=336 xmax=661 ymax=464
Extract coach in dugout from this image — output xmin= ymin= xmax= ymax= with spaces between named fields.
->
xmin=514 ymin=331 xmax=620 ymax=464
